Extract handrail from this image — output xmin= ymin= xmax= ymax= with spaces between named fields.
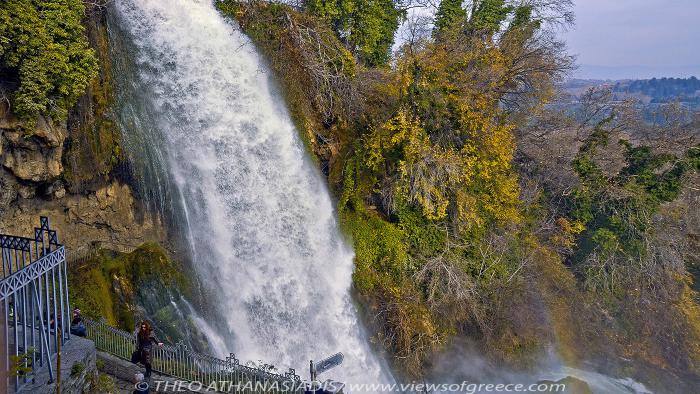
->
xmin=0 ymin=247 xmax=65 ymax=299
xmin=83 ymin=318 xmax=305 ymax=392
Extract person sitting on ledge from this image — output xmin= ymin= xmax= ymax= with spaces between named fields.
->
xmin=70 ymin=308 xmax=87 ymax=337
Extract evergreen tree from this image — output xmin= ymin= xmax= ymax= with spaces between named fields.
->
xmin=467 ymin=0 xmax=512 ymax=36
xmin=508 ymin=4 xmax=537 ymax=30
xmin=305 ymin=0 xmax=403 ymax=66
xmin=433 ymin=0 xmax=466 ymax=34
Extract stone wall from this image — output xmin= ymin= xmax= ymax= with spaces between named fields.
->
xmin=0 ymin=178 xmax=166 ymax=260
xmin=21 ymin=336 xmax=97 ymax=394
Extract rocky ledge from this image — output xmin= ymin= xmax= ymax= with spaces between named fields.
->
xmin=0 ymin=101 xmax=166 ymax=257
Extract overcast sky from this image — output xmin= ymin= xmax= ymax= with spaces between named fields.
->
xmin=564 ymin=0 xmax=700 ymax=79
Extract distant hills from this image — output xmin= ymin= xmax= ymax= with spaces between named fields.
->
xmin=613 ymin=77 xmax=700 ymax=104
xmin=562 ymin=76 xmax=700 ymax=110
xmin=575 ymin=64 xmax=700 ymax=81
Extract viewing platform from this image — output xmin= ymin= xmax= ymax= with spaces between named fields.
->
xmin=1 ymin=217 xmax=341 ymax=393
xmin=0 ymin=217 xmax=342 ymax=394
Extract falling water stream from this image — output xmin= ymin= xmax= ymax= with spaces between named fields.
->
xmin=111 ymin=0 xmax=389 ymax=387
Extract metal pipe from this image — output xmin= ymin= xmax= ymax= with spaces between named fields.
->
xmin=33 ymin=283 xmax=54 ymax=382
xmin=57 ymin=261 xmax=66 ymax=344
xmin=62 ymin=254 xmax=70 ymax=341
xmin=2 ymin=247 xmax=8 ymax=277
xmin=36 ymin=274 xmax=43 ymax=368
xmin=13 ymin=249 xmax=19 ymax=274
xmin=40 ymin=229 xmax=45 ymax=258
xmin=29 ymin=282 xmax=36 ymax=378
xmin=43 ymin=271 xmax=51 ymax=354
xmin=14 ymin=292 xmax=19 ymax=389
xmin=178 ymin=345 xmax=183 ymax=380
xmin=5 ymin=297 xmax=11 ymax=391
xmin=22 ymin=279 xmax=28 ymax=384
xmin=51 ymin=266 xmax=59 ymax=351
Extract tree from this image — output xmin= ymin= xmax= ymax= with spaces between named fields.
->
xmin=433 ymin=0 xmax=466 ymax=35
xmin=508 ymin=4 xmax=535 ymax=30
xmin=305 ymin=0 xmax=404 ymax=66
xmin=334 ymin=0 xmax=574 ymax=372
xmin=467 ymin=0 xmax=512 ymax=36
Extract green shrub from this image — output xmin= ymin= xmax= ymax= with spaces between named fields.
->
xmin=91 ymin=373 xmax=117 ymax=393
xmin=568 ymin=115 xmax=700 ymax=294
xmin=0 ymin=0 xmax=97 ymax=120
xmin=70 ymin=361 xmax=85 ymax=377
xmin=68 ymin=243 xmax=186 ymax=330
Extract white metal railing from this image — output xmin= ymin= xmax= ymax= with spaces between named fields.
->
xmin=84 ymin=318 xmax=305 ymax=393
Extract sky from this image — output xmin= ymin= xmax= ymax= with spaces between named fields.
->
xmin=564 ymin=0 xmax=700 ymax=80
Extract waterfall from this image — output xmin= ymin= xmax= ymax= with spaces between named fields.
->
xmin=111 ymin=0 xmax=389 ymax=386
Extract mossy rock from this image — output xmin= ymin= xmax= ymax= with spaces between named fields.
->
xmin=68 ymin=243 xmax=187 ymax=331
xmin=63 ymin=10 xmax=121 ymax=192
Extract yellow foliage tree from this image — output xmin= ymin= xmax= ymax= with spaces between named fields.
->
xmin=363 ymin=36 xmax=522 ymax=232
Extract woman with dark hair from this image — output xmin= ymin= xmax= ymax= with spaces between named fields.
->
xmin=133 ymin=320 xmax=163 ymax=378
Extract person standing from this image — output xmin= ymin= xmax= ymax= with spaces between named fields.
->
xmin=135 ymin=321 xmax=163 ymax=378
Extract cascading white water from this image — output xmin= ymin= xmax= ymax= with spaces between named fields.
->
xmin=113 ymin=0 xmax=389 ymax=386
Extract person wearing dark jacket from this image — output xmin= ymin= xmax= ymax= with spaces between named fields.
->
xmin=134 ymin=320 xmax=163 ymax=378
xmin=70 ymin=308 xmax=86 ymax=337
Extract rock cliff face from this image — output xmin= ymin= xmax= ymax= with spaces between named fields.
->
xmin=0 ymin=177 xmax=165 ymax=258
xmin=0 ymin=106 xmax=65 ymax=183
xmin=0 ymin=5 xmax=202 ymax=358
xmin=0 ymin=101 xmax=164 ymax=256
xmin=0 ymin=8 xmax=166 ymax=257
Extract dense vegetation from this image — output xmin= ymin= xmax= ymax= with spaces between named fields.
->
xmin=0 ymin=0 xmax=97 ymax=121
xmin=63 ymin=6 xmax=122 ymax=191
xmin=218 ymin=0 xmax=700 ymax=387
xmin=519 ymin=90 xmax=700 ymax=380
xmin=305 ymin=0 xmax=403 ymax=66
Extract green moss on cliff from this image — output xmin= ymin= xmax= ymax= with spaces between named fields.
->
xmin=63 ymin=10 xmax=120 ymax=190
xmin=68 ymin=243 xmax=186 ymax=330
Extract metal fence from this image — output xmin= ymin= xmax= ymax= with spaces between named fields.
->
xmin=0 ymin=217 xmax=69 ymax=392
xmin=84 ymin=318 xmax=306 ymax=393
